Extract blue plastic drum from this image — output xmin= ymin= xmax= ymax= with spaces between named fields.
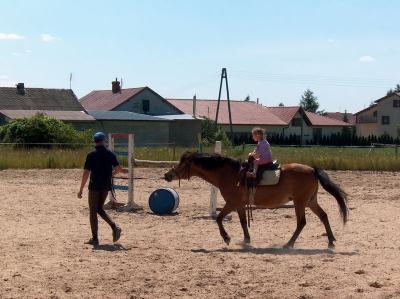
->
xmin=148 ymin=188 xmax=180 ymax=214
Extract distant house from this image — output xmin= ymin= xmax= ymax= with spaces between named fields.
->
xmin=166 ymin=99 xmax=352 ymax=145
xmin=0 ymin=83 xmax=94 ymax=130
xmin=80 ymin=79 xmax=201 ymax=146
xmin=355 ymin=92 xmax=400 ymax=139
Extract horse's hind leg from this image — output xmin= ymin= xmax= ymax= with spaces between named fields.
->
xmin=284 ymin=200 xmax=307 ymax=248
xmin=308 ymin=200 xmax=336 ymax=248
xmin=236 ymin=206 xmax=250 ymax=244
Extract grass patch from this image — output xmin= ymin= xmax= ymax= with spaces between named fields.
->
xmin=0 ymin=144 xmax=398 ymax=171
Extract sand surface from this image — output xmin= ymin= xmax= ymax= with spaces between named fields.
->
xmin=1 ymin=168 xmax=400 ymax=298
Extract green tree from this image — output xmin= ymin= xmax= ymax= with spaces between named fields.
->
xmin=299 ymin=88 xmax=322 ymax=114
xmin=387 ymin=84 xmax=400 ymax=95
xmin=200 ymin=116 xmax=232 ymax=147
xmin=244 ymin=94 xmax=250 ymax=102
xmin=278 ymin=102 xmax=284 ymax=106
xmin=0 ymin=112 xmax=92 ymax=147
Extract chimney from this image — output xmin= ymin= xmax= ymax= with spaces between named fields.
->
xmin=111 ymin=78 xmax=120 ymax=94
xmin=16 ymin=83 xmax=25 ymax=95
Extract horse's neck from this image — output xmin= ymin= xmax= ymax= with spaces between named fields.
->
xmin=193 ymin=165 xmax=237 ymax=188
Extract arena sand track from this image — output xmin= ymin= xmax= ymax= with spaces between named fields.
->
xmin=1 ymin=168 xmax=400 ymax=298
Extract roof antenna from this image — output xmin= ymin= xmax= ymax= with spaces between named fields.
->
xmin=69 ymin=73 xmax=73 ymax=89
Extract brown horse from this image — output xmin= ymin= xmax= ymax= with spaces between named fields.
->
xmin=164 ymin=151 xmax=349 ymax=248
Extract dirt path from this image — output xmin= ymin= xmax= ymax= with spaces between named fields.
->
xmin=1 ymin=169 xmax=400 ymax=298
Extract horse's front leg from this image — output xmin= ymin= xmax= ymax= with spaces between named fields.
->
xmin=216 ymin=203 xmax=237 ymax=246
xmin=236 ymin=206 xmax=250 ymax=244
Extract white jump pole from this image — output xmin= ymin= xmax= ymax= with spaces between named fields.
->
xmin=107 ymin=133 xmax=142 ymax=211
xmin=209 ymin=141 xmax=221 ymax=217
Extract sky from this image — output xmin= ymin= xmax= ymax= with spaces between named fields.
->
xmin=1 ymin=0 xmax=400 ymax=114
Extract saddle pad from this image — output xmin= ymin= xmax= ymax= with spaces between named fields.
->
xmin=259 ymin=169 xmax=281 ymax=186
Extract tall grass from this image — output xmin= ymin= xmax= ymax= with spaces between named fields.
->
xmin=0 ymin=144 xmax=399 ymax=171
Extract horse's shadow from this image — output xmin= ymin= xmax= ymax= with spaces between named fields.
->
xmin=190 ymin=246 xmax=357 ymax=256
xmin=91 ymin=244 xmax=135 ymax=252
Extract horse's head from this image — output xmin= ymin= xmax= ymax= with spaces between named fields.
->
xmin=164 ymin=151 xmax=197 ymax=182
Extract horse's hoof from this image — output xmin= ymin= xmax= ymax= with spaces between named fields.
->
xmin=328 ymin=243 xmax=335 ymax=249
xmin=283 ymin=243 xmax=293 ymax=249
xmin=224 ymin=237 xmax=231 ymax=246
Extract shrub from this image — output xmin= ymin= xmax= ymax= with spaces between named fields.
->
xmin=0 ymin=112 xmax=93 ymax=147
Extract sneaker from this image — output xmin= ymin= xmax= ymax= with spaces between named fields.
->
xmin=113 ymin=227 xmax=122 ymax=242
xmin=84 ymin=238 xmax=99 ymax=246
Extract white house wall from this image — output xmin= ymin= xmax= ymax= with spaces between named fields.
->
xmin=376 ymin=94 xmax=400 ymax=137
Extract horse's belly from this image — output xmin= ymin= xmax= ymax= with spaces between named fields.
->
xmin=253 ymin=189 xmax=291 ymax=208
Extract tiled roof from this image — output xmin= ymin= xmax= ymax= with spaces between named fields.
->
xmin=304 ymin=111 xmax=352 ymax=126
xmin=0 ymin=87 xmax=85 ymax=111
xmin=266 ymin=106 xmax=300 ymax=123
xmin=0 ymin=110 xmax=95 ymax=121
xmin=166 ymin=99 xmax=286 ymax=125
xmin=87 ymin=110 xmax=170 ymax=121
xmin=79 ymin=87 xmax=147 ymax=110
xmin=324 ymin=112 xmax=356 ymax=125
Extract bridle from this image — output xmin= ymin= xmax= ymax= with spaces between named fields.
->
xmin=170 ymin=157 xmax=194 ymax=187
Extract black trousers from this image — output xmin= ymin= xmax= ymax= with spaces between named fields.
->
xmin=88 ymin=190 xmax=115 ymax=239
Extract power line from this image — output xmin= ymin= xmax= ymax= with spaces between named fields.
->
xmin=229 ymin=70 xmax=398 ymax=88
xmin=163 ymin=72 xmax=220 ymax=97
xmin=163 ymin=70 xmax=399 ymax=97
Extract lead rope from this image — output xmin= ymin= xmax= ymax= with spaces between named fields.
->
xmin=244 ymin=174 xmax=253 ymax=228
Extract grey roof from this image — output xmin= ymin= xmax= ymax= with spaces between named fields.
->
xmin=0 ymin=87 xmax=85 ymax=111
xmin=156 ymin=114 xmax=203 ymax=120
xmin=0 ymin=110 xmax=95 ymax=121
xmin=87 ymin=110 xmax=171 ymax=121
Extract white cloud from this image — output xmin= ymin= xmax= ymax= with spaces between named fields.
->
xmin=359 ymin=56 xmax=375 ymax=62
xmin=12 ymin=52 xmax=21 ymax=56
xmin=41 ymin=34 xmax=57 ymax=41
xmin=0 ymin=33 xmax=25 ymax=39
xmin=0 ymin=75 xmax=8 ymax=79
xmin=328 ymin=39 xmax=334 ymax=43
xmin=25 ymin=49 xmax=31 ymax=54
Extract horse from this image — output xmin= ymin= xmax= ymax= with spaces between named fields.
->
xmin=164 ymin=151 xmax=349 ymax=248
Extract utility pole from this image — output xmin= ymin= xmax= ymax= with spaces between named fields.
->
xmin=215 ymin=68 xmax=234 ymax=146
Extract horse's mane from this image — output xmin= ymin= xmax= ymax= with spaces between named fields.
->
xmin=180 ymin=151 xmax=240 ymax=170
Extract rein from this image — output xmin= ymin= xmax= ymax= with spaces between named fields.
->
xmin=171 ymin=160 xmax=192 ymax=187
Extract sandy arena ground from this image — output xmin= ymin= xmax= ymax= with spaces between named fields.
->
xmin=1 ymin=168 xmax=400 ymax=298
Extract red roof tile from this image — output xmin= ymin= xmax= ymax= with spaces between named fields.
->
xmin=324 ymin=112 xmax=356 ymax=125
xmin=79 ymin=87 xmax=147 ymax=110
xmin=166 ymin=99 xmax=286 ymax=125
xmin=304 ymin=111 xmax=352 ymax=126
xmin=266 ymin=106 xmax=299 ymax=123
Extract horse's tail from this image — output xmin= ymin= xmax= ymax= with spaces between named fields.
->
xmin=314 ymin=167 xmax=349 ymax=225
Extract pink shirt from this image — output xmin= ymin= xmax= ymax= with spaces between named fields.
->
xmin=253 ymin=139 xmax=272 ymax=163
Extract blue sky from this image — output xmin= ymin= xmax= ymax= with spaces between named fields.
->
xmin=1 ymin=0 xmax=399 ymax=114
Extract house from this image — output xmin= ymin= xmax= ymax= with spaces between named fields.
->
xmin=0 ymin=83 xmax=95 ymax=130
xmin=166 ymin=98 xmax=352 ymax=145
xmin=79 ymin=79 xmax=201 ymax=146
xmin=355 ymin=92 xmax=400 ymax=138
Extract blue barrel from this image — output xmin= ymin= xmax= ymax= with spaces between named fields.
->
xmin=149 ymin=188 xmax=180 ymax=214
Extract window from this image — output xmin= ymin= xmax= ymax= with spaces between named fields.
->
xmin=373 ymin=111 xmax=377 ymax=117
xmin=142 ymin=99 xmax=149 ymax=113
xmin=394 ymin=100 xmax=400 ymax=107
xmin=382 ymin=116 xmax=390 ymax=125
xmin=291 ymin=118 xmax=301 ymax=127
